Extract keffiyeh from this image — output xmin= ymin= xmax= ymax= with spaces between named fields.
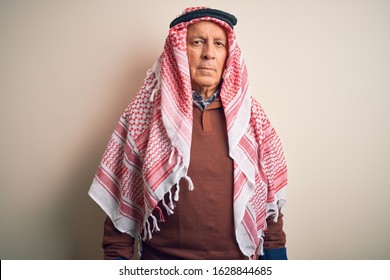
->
xmin=88 ymin=7 xmax=288 ymax=259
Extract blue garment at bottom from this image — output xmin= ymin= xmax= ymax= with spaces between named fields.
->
xmin=259 ymin=248 xmax=288 ymax=260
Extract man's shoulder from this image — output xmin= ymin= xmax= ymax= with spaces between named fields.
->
xmin=248 ymin=96 xmax=270 ymax=128
xmin=249 ymin=96 xmax=264 ymax=114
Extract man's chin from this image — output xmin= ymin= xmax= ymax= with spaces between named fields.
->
xmin=192 ymin=77 xmax=220 ymax=88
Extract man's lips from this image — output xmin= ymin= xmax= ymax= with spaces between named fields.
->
xmin=198 ymin=67 xmax=216 ymax=71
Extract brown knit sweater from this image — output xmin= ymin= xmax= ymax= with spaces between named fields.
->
xmin=102 ymin=99 xmax=286 ymax=259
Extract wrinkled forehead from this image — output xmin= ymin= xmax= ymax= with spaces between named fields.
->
xmin=186 ymin=20 xmax=228 ymax=40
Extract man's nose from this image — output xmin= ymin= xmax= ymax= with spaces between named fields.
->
xmin=201 ymin=43 xmax=215 ymax=59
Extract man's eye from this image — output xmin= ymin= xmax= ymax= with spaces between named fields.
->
xmin=215 ymin=41 xmax=225 ymax=47
xmin=193 ymin=40 xmax=203 ymax=45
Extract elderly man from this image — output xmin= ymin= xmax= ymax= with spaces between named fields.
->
xmin=89 ymin=7 xmax=288 ymax=260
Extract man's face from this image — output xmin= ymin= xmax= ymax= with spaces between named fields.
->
xmin=186 ymin=21 xmax=228 ymax=97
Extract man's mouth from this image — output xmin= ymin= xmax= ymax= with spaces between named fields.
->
xmin=198 ymin=67 xmax=216 ymax=71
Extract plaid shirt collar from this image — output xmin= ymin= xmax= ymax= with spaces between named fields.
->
xmin=192 ymin=89 xmax=220 ymax=111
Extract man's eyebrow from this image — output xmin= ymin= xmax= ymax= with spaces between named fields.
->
xmin=188 ymin=35 xmax=206 ymax=39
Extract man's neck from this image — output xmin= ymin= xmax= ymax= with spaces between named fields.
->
xmin=193 ymin=85 xmax=219 ymax=99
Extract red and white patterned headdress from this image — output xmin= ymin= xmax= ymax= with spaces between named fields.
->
xmin=89 ymin=7 xmax=287 ymax=259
